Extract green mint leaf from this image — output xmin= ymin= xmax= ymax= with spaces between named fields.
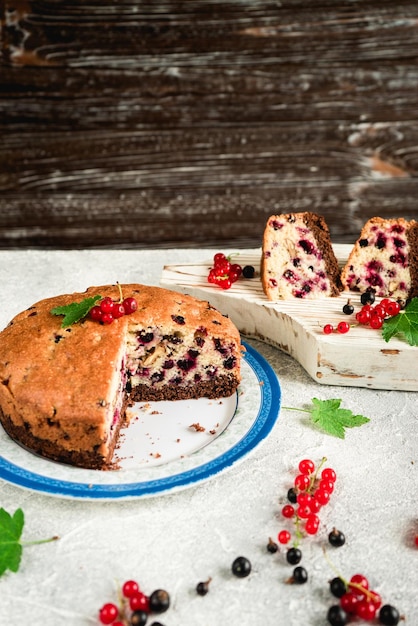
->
xmin=0 ymin=508 xmax=24 ymax=576
xmin=50 ymin=295 xmax=102 ymax=327
xmin=382 ymin=297 xmax=418 ymax=346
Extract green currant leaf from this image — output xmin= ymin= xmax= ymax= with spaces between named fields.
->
xmin=283 ymin=398 xmax=370 ymax=439
xmin=310 ymin=398 xmax=369 ymax=438
xmin=381 ymin=297 xmax=418 ymax=346
xmin=50 ymin=295 xmax=102 ymax=327
xmin=0 ymin=508 xmax=24 ymax=576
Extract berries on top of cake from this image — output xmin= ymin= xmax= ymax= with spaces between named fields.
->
xmin=261 ymin=212 xmax=342 ymax=300
xmin=0 ymin=284 xmax=243 ymax=470
xmin=340 ymin=217 xmax=418 ymax=300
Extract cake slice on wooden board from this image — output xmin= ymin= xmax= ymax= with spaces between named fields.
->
xmin=261 ymin=212 xmax=342 ymax=300
xmin=340 ymin=217 xmax=418 ymax=300
xmin=0 ymin=284 xmax=243 ymax=470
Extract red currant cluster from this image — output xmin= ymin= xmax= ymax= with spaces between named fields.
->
xmin=328 ymin=573 xmax=401 ymax=625
xmin=323 ymin=291 xmax=402 ymax=335
xmin=98 ymin=579 xmax=170 ymax=625
xmin=90 ymin=296 xmax=138 ymax=325
xmin=207 ymin=252 xmax=255 ymax=290
xmin=277 ymin=457 xmax=337 ymax=545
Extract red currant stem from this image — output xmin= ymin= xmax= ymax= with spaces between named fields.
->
xmin=307 ymin=456 xmax=327 ymax=492
xmin=292 ymin=516 xmax=304 ymax=546
xmin=322 ymin=548 xmax=376 ymax=601
xmin=116 ymin=281 xmax=124 ymax=303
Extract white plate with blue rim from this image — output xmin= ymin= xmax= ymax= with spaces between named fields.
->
xmin=0 ymin=341 xmax=281 ymax=500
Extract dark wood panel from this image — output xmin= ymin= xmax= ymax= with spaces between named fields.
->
xmin=1 ymin=1 xmax=418 ymax=249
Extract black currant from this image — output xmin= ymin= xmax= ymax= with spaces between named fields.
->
xmin=328 ymin=528 xmax=346 ymax=547
xmin=379 ymin=604 xmax=400 ymax=625
xmin=329 ymin=577 xmax=347 ymax=598
xmin=286 ymin=547 xmax=302 ymax=565
xmin=196 ymin=577 xmax=212 ymax=596
xmin=267 ymin=537 xmax=279 ymax=553
xmin=242 ymin=265 xmax=255 ymax=278
xmin=291 ymin=565 xmax=308 ymax=584
xmin=287 ymin=487 xmax=297 ymax=503
xmin=327 ymin=604 xmax=348 ymax=625
xmin=130 ymin=610 xmax=148 ymax=626
xmin=231 ymin=556 xmax=251 ymax=578
xmin=149 ymin=589 xmax=170 ymax=613
xmin=342 ymin=301 xmax=354 ymax=315
xmin=361 ymin=289 xmax=376 ymax=305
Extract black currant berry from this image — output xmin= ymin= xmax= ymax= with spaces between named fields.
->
xmin=379 ymin=604 xmax=400 ymax=625
xmin=231 ymin=556 xmax=251 ymax=578
xmin=329 ymin=577 xmax=347 ymax=598
xmin=328 ymin=528 xmax=346 ymax=547
xmin=242 ymin=265 xmax=255 ymax=278
xmin=196 ymin=577 xmax=212 ymax=596
xmin=130 ymin=610 xmax=148 ymax=626
xmin=291 ymin=566 xmax=308 ymax=584
xmin=149 ymin=589 xmax=170 ymax=613
xmin=342 ymin=301 xmax=354 ymax=315
xmin=287 ymin=487 xmax=297 ymax=504
xmin=267 ymin=537 xmax=279 ymax=553
xmin=286 ymin=547 xmax=302 ymax=565
xmin=327 ymin=604 xmax=348 ymax=625
xmin=361 ymin=289 xmax=376 ymax=305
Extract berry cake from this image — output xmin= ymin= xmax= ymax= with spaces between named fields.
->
xmin=341 ymin=217 xmax=418 ymax=300
xmin=0 ymin=284 xmax=243 ymax=470
xmin=261 ymin=212 xmax=342 ymax=300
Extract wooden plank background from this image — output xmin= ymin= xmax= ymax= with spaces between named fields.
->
xmin=1 ymin=1 xmax=418 ymax=249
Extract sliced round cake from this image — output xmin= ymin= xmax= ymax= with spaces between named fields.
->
xmin=0 ymin=284 xmax=243 ymax=469
xmin=261 ymin=212 xmax=342 ymax=300
xmin=340 ymin=217 xmax=418 ymax=300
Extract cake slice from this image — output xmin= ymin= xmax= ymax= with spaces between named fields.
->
xmin=0 ymin=284 xmax=243 ymax=469
xmin=261 ymin=212 xmax=341 ymax=300
xmin=341 ymin=217 xmax=418 ymax=300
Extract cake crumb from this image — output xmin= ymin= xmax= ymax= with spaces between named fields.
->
xmin=150 ymin=452 xmax=161 ymax=459
xmin=189 ymin=422 xmax=205 ymax=432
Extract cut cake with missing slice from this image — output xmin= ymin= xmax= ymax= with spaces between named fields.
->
xmin=0 ymin=284 xmax=243 ymax=470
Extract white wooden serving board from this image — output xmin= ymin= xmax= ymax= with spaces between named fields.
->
xmin=160 ymin=245 xmax=417 ymax=392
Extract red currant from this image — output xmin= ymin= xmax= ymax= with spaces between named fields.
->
xmin=296 ymin=505 xmax=311 ymax=519
xmin=123 ymin=297 xmax=138 ymax=314
xmin=298 ymin=459 xmax=315 ymax=475
xmin=369 ymin=313 xmax=383 ymax=329
xmin=308 ymin=497 xmax=321 ymax=513
xmin=319 ymin=479 xmax=335 ymax=493
xmin=101 ymin=312 xmax=114 ymax=325
xmin=386 ymin=300 xmax=401 ymax=317
xmin=90 ymin=305 xmax=103 ymax=321
xmin=278 ymin=530 xmax=291 ymax=544
xmin=315 ymin=488 xmax=330 ymax=505
xmin=230 ymin=263 xmax=242 ymax=279
xmin=294 ymin=474 xmax=310 ymax=491
xmin=340 ymin=592 xmax=358 ymax=613
xmin=122 ymin=579 xmax=140 ymax=598
xmin=356 ymin=309 xmax=371 ymax=324
xmin=129 ymin=592 xmax=149 ymax=612
xmin=98 ymin=603 xmax=119 ymax=625
xmin=213 ymin=252 xmax=227 ymax=265
xmin=369 ymin=590 xmax=382 ymax=608
xmin=349 ymin=573 xmax=369 ymax=597
xmin=356 ymin=598 xmax=377 ymax=620
xmin=100 ymin=297 xmax=114 ymax=314
xmin=323 ymin=323 xmax=334 ymax=334
xmin=305 ymin=514 xmax=320 ymax=535
xmin=337 ymin=321 xmax=350 ymax=334
xmin=296 ymin=492 xmax=312 ymax=507
xmin=373 ymin=304 xmax=386 ymax=318
xmin=112 ymin=303 xmax=126 ymax=319
xmin=281 ymin=504 xmax=295 ymax=518
xmin=321 ymin=467 xmax=337 ymax=482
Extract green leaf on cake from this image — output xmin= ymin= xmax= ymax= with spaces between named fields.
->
xmin=282 ymin=398 xmax=370 ymax=438
xmin=381 ymin=297 xmax=418 ymax=346
xmin=50 ymin=295 xmax=102 ymax=327
xmin=0 ymin=507 xmax=59 ymax=577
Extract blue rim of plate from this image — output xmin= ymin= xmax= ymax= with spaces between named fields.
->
xmin=0 ymin=341 xmax=281 ymax=500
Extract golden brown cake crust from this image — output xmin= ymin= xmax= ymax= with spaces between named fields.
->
xmin=0 ymin=284 xmax=242 ymax=469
